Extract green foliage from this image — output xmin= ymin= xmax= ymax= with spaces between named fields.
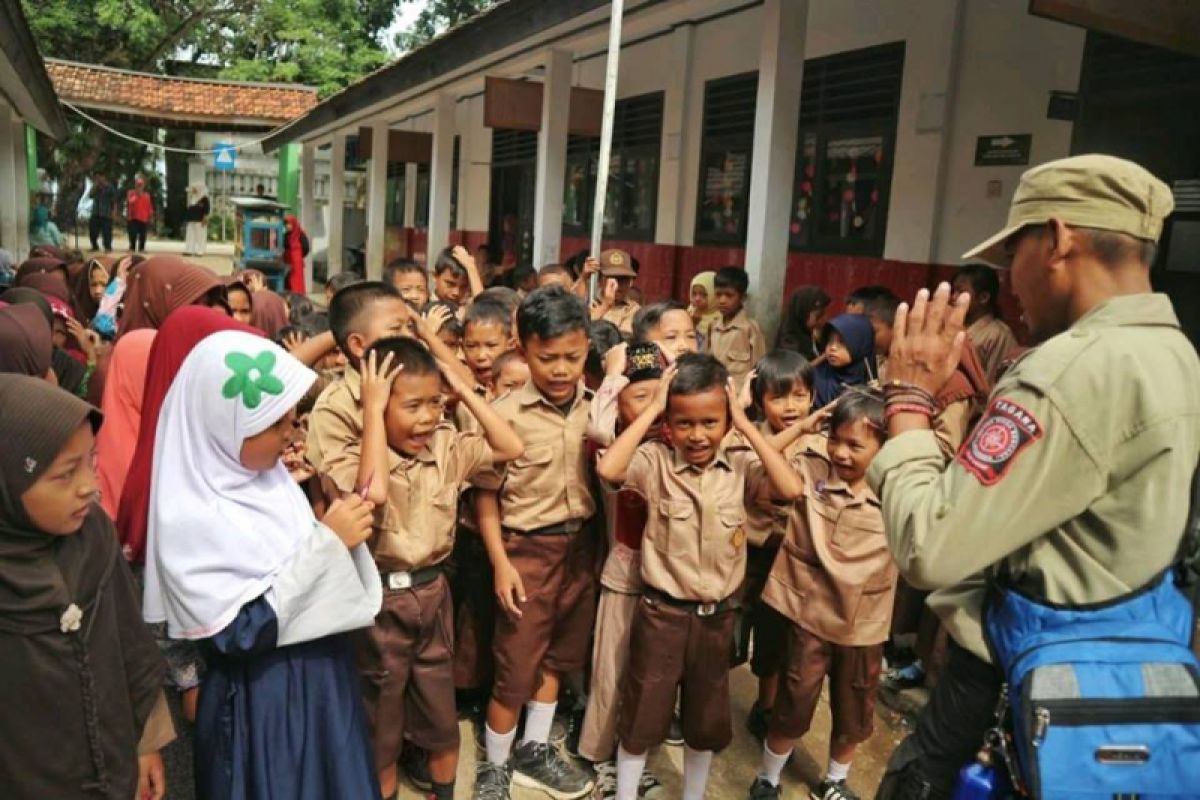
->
xmin=394 ymin=0 xmax=496 ymax=53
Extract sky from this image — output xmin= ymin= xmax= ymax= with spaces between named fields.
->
xmin=385 ymin=3 xmax=427 ymax=55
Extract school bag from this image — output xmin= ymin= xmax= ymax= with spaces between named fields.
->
xmin=982 ymin=468 xmax=1200 ymax=799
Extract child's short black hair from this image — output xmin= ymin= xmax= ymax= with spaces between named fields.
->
xmin=955 ymin=263 xmax=1001 ymax=313
xmin=433 ymin=248 xmax=467 ymax=279
xmin=845 ymin=285 xmax=891 ymax=307
xmin=325 ymin=270 xmax=364 ymax=294
xmin=285 ymin=292 xmax=315 ymax=324
xmin=752 ymin=350 xmax=816 ymax=407
xmin=668 ymin=353 xmax=729 ymax=401
xmin=464 ymin=297 xmax=513 ymax=334
xmin=477 ymin=286 xmax=520 ymax=314
xmin=631 ymin=300 xmax=688 ymax=343
xmin=714 ymin=266 xmax=749 ymax=295
xmin=492 ymin=349 xmax=526 ymax=380
xmin=513 ymin=265 xmax=537 ymax=286
xmin=365 ymin=335 xmax=439 ymax=380
xmin=830 ymin=388 xmax=885 ymax=443
xmin=425 ymin=300 xmax=463 ymax=336
xmin=861 ymin=289 xmax=901 ymax=327
xmin=516 ymin=286 xmax=590 ymax=345
xmin=586 ymin=320 xmax=623 ymax=380
xmin=296 ymin=311 xmax=330 ymax=338
xmin=384 ymin=258 xmax=427 ymax=285
xmin=329 ymin=281 xmax=400 ymax=352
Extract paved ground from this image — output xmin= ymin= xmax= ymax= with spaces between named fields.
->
xmin=79 ymin=236 xmax=239 ymax=277
xmin=392 ymin=663 xmax=913 ymax=800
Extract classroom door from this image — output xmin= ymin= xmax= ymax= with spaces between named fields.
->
xmin=489 ymin=129 xmax=538 ymax=270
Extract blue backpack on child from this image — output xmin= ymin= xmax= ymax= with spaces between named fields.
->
xmin=981 ymin=470 xmax=1200 ymax=799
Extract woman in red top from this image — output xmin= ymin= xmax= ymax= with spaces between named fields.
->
xmin=126 ymin=177 xmax=154 ymax=253
xmin=283 ymin=214 xmax=307 ymax=294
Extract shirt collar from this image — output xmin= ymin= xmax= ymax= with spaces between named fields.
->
xmin=669 ymin=444 xmax=734 ymax=474
xmin=715 ymin=308 xmax=748 ymax=331
xmin=343 ymin=363 xmax=363 ymax=402
xmin=517 ymin=380 xmax=593 ymax=413
xmin=1069 ymin=293 xmax=1181 ymax=333
xmin=815 ymin=473 xmax=880 ymax=508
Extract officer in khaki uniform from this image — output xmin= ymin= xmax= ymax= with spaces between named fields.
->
xmin=596 ymin=249 xmax=641 ymax=335
xmin=870 ymin=154 xmax=1200 ymax=798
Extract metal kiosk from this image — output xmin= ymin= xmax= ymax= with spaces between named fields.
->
xmin=230 ymin=197 xmax=288 ymax=291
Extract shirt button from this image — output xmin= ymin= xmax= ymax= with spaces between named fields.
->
xmin=935 ymin=503 xmax=950 ymax=519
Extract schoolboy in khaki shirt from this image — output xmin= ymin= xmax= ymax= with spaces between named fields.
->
xmin=597 ymin=353 xmax=805 ymax=800
xmin=706 ymin=266 xmax=766 ymax=390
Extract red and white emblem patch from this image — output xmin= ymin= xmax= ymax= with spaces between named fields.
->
xmin=957 ymin=398 xmax=1043 ymax=486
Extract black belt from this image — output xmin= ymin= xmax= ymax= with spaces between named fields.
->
xmin=643 ymin=587 xmax=740 ymax=617
xmin=380 ymin=564 xmax=443 ymax=591
xmin=504 ymin=519 xmax=586 ymax=537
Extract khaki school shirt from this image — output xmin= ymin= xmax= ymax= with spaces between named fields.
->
xmin=706 ymin=308 xmax=766 ymax=387
xmin=602 ymin=301 xmax=641 ymax=336
xmin=762 ymin=452 xmax=895 ymax=646
xmin=742 ymin=426 xmax=828 ymax=547
xmin=868 ymin=294 xmax=1200 ymax=661
xmin=968 ymin=314 xmax=1019 ymax=386
xmin=473 ymin=381 xmax=595 ymax=530
xmin=323 ymin=424 xmax=493 ymax=572
xmin=306 ymin=367 xmax=363 ymax=476
xmin=621 ymin=440 xmax=764 ymax=603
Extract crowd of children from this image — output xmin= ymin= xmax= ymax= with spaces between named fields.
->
xmin=0 ymin=239 xmax=1019 ymax=800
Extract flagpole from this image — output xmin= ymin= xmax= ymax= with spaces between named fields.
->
xmin=588 ymin=0 xmax=625 ymax=306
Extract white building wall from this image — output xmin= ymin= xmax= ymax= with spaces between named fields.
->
xmin=933 ymin=0 xmax=1084 ymax=264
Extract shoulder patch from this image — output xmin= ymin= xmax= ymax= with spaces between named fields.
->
xmin=957 ymin=398 xmax=1043 ymax=486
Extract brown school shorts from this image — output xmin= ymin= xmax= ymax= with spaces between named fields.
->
xmin=617 ymin=594 xmax=737 ymax=753
xmin=770 ymin=622 xmax=883 ymax=744
xmin=354 ymin=572 xmax=460 ymax=764
xmin=491 ymin=529 xmax=597 ymax=708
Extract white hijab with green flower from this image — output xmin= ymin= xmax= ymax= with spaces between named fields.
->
xmin=144 ymin=330 xmax=317 ymax=639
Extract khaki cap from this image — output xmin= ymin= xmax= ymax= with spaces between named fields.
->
xmin=599 ymin=248 xmax=637 ymax=278
xmin=963 ymin=154 xmax=1174 ymax=268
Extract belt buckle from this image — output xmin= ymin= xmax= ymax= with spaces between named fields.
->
xmin=387 ymin=571 xmax=413 ymax=590
xmin=696 ymin=602 xmax=718 ymax=617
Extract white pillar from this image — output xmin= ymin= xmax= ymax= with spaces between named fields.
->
xmin=0 ymin=102 xmax=20 ymax=257
xmin=366 ymin=120 xmax=389 ymax=279
xmin=657 ymin=24 xmax=695 ymax=246
xmin=299 ymin=141 xmax=316 ymax=291
xmin=328 ymin=133 xmax=346 ymax=275
xmin=743 ymin=0 xmax=807 ymax=340
xmin=533 ymin=49 xmax=572 ymax=268
xmin=428 ymin=94 xmax=455 ymax=257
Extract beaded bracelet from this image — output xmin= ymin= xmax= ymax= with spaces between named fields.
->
xmin=884 ymin=402 xmax=935 ymax=422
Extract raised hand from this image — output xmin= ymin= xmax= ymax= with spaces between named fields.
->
xmin=359 ymin=349 xmax=402 ymax=416
xmin=888 ymin=283 xmax=970 ymax=395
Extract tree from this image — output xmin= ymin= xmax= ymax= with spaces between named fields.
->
xmin=393 ymin=0 xmax=496 ymax=53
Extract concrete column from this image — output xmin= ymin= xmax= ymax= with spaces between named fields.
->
xmin=428 ymin=93 xmax=456 ymax=257
xmin=657 ymin=24 xmax=695 ymax=247
xmin=328 ymin=133 xmax=346 ymax=275
xmin=366 ymin=120 xmax=389 ymax=279
xmin=13 ymin=115 xmax=28 ymax=259
xmin=533 ymin=49 xmax=572 ymax=267
xmin=299 ymin=141 xmax=316 ymax=290
xmin=743 ymin=0 xmax=807 ymax=339
xmin=0 ymin=102 xmax=21 ymax=257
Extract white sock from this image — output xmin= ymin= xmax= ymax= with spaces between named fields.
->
xmin=616 ymin=745 xmax=647 ymax=800
xmin=485 ymin=723 xmax=517 ymax=766
xmin=682 ymin=746 xmax=714 ymax=800
xmin=827 ymin=757 xmax=851 ymax=783
xmin=759 ymin=743 xmax=791 ymax=786
xmin=521 ymin=700 xmax=557 ymax=745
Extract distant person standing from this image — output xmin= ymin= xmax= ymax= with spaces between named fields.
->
xmin=183 ymin=184 xmax=210 ymax=257
xmin=126 ymin=177 xmax=155 ymax=253
xmin=88 ymin=172 xmax=117 ymax=252
xmin=28 ymin=205 xmax=64 ymax=249
xmin=283 ymin=214 xmax=309 ymax=294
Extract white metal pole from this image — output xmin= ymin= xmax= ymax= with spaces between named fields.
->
xmin=588 ymin=0 xmax=624 ymax=305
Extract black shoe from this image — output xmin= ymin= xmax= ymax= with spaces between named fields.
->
xmin=749 ymin=777 xmax=782 ymax=800
xmin=473 ymin=760 xmax=512 ymax=800
xmin=746 ymin=703 xmax=770 ymax=742
xmin=401 ymin=743 xmax=432 ymax=791
xmin=810 ymin=779 xmax=860 ymax=800
xmin=511 ymin=740 xmax=593 ymax=799
xmin=664 ymin=713 xmax=684 ymax=746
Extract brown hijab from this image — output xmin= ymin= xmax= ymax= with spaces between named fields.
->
xmin=17 ymin=270 xmax=72 ymax=304
xmin=14 ymin=256 xmax=68 ymax=285
xmin=250 ymin=288 xmax=289 ymax=338
xmin=0 ymin=375 xmax=164 ymax=798
xmin=0 ymin=303 xmax=53 ymax=377
xmin=117 ymin=255 xmax=223 ymax=337
xmin=70 ymin=257 xmax=113 ymax=323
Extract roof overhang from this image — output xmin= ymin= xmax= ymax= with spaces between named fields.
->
xmin=0 ymin=0 xmax=68 ymax=138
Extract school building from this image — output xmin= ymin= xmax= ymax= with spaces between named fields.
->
xmin=263 ymin=0 xmax=1200 ymax=341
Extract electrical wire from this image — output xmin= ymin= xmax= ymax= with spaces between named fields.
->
xmin=59 ymin=98 xmax=305 ymax=154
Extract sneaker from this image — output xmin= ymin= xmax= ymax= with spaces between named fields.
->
xmin=637 ymin=767 xmax=666 ymax=799
xmin=882 ymin=660 xmax=927 ymax=692
xmin=746 ymin=703 xmax=770 ymax=742
xmin=664 ymin=713 xmax=684 ymax=746
xmin=749 ymin=777 xmax=782 ymax=800
xmin=473 ymin=760 xmax=513 ymax=800
xmin=591 ymin=761 xmax=617 ymax=800
xmin=401 ymin=744 xmax=432 ymax=791
xmin=511 ymin=740 xmax=594 ymax=799
xmin=810 ymin=779 xmax=860 ymax=800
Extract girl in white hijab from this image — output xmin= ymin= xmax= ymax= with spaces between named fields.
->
xmin=183 ymin=184 xmax=210 ymax=257
xmin=144 ymin=329 xmax=381 ymax=799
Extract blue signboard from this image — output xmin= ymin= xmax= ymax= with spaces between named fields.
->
xmin=214 ymin=142 xmax=237 ymax=171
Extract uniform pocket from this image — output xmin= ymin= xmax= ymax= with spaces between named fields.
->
xmin=656 ymin=498 xmax=693 ymax=555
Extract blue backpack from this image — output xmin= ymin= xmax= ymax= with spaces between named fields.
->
xmin=983 ymin=465 xmax=1200 ymax=800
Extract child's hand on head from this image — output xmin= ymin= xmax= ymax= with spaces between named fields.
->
xmin=359 ymin=350 xmax=402 ymax=417
xmin=423 ymin=303 xmax=453 ymax=336
xmin=797 ymin=401 xmax=834 ymax=435
xmin=653 ymin=363 xmax=678 ymax=413
xmin=451 ymin=245 xmax=475 ymax=272
xmin=322 ymin=494 xmax=375 ymax=549
xmin=738 ymin=368 xmax=757 ymax=411
xmin=582 ymin=256 xmax=600 ymax=277
xmin=435 ymin=357 xmax=470 ymax=399
xmin=604 ymin=341 xmax=628 ymax=377
xmin=726 ymin=377 xmax=753 ymax=432
xmin=282 ymin=330 xmax=306 ymax=353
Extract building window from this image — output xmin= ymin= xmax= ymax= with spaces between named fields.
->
xmin=415 ymin=162 xmax=431 ymax=228
xmin=790 ymin=42 xmax=905 ymax=256
xmin=562 ymin=92 xmax=663 ymax=241
xmin=385 ymin=162 xmax=405 ymax=226
xmin=695 ymin=72 xmax=758 ymax=245
xmin=450 ymin=136 xmax=461 ymax=230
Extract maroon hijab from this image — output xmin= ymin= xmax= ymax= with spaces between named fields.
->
xmin=249 ymin=289 xmax=289 ymax=338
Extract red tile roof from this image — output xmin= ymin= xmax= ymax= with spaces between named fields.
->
xmin=46 ymin=59 xmax=317 ymax=126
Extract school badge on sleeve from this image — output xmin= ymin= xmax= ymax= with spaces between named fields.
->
xmin=957 ymin=398 xmax=1043 ymax=486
